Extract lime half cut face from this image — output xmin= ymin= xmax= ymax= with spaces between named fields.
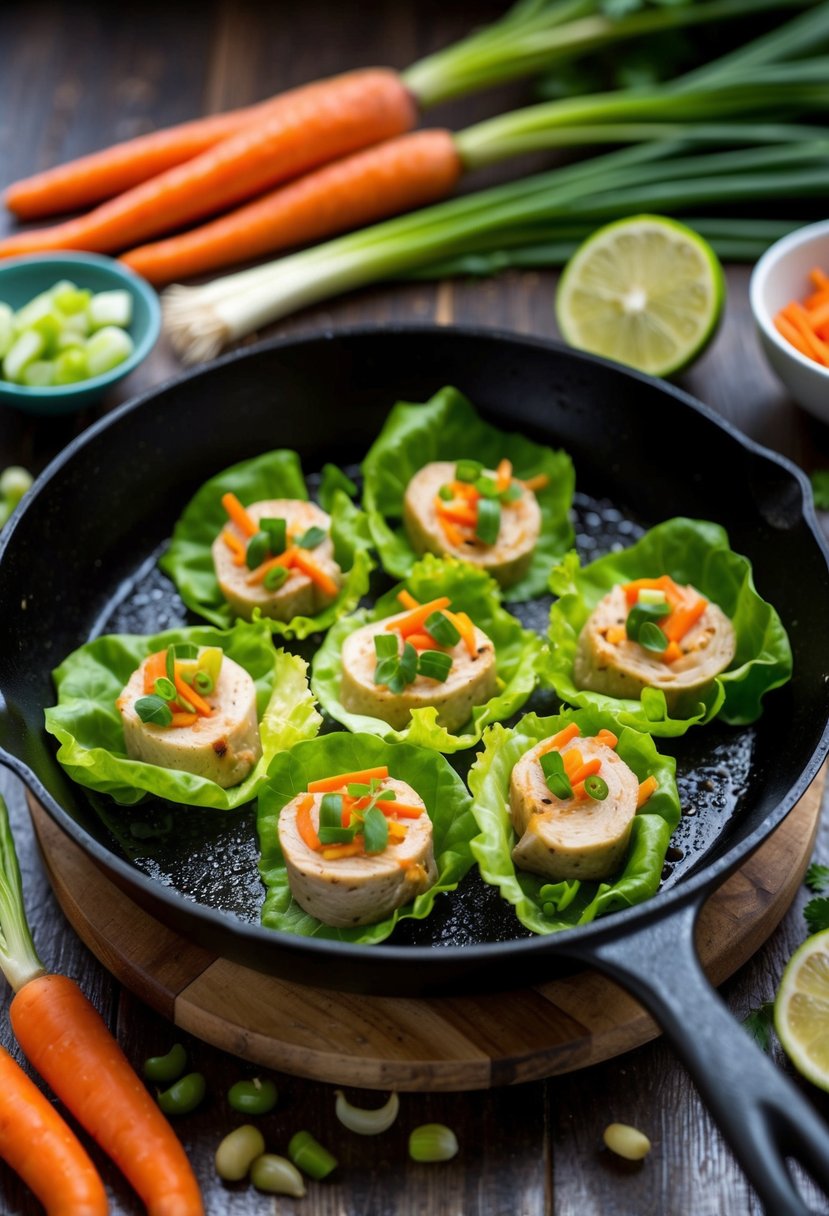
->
xmin=774 ymin=927 xmax=829 ymax=1092
xmin=555 ymin=215 xmax=725 ymax=378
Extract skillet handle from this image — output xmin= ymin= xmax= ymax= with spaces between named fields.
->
xmin=563 ymin=899 xmax=829 ymax=1216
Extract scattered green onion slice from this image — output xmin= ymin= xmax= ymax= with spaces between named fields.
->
xmin=171 ymin=643 xmax=199 ymax=660
xmin=424 ymin=610 xmax=461 ymax=648
xmin=455 ymin=458 xmax=484 ymax=483
xmin=637 ymin=588 xmax=666 ymax=605
xmin=475 ymin=497 xmax=501 ymax=546
xmin=263 ymin=564 xmax=289 ymax=592
xmin=193 ymin=670 xmax=214 ymax=695
xmin=540 ymin=750 xmax=574 ymax=800
xmin=319 ymin=794 xmax=343 ymax=830
xmin=584 ymin=774 xmax=609 ymax=801
xmin=474 ymin=474 xmax=498 ymax=498
xmin=362 ymin=806 xmax=389 ymax=854
xmin=143 ymin=1043 xmax=188 ymax=1084
xmin=319 ymin=825 xmax=356 ymax=845
xmin=246 ymin=530 xmax=271 ymax=570
xmin=152 ymin=676 xmax=176 ymax=702
xmin=408 ymin=1123 xmax=459 ymax=1163
xmin=374 ymin=634 xmax=398 ymax=659
xmin=638 ymin=621 xmax=669 ymax=653
xmin=288 ymin=1130 xmax=338 ymax=1180
xmin=260 ymin=516 xmax=287 ymax=554
xmin=501 ymin=482 xmax=523 ymax=503
xmin=389 ymin=641 xmax=418 ymax=694
xmin=296 ymin=525 xmax=326 ymax=549
xmin=135 ymin=695 xmax=174 ymax=727
xmin=438 ymin=484 xmax=454 ymax=502
xmin=417 ymin=650 xmax=453 ymax=682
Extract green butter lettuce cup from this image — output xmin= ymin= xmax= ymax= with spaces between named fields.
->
xmin=542 ymin=517 xmax=793 ymax=738
xmin=311 ymin=553 xmax=543 ymax=753
xmin=468 ymin=707 xmax=681 ymax=935
xmin=361 ymin=385 xmax=575 ymax=601
xmin=257 ymin=732 xmax=476 ymax=944
xmin=159 ymin=450 xmax=373 ymax=639
xmin=44 ymin=620 xmax=322 ymax=809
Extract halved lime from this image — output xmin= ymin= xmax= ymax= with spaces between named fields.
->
xmin=774 ymin=927 xmax=829 ymax=1091
xmin=555 ymin=215 xmax=725 ymax=378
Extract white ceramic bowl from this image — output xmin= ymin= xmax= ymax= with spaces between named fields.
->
xmin=749 ymin=219 xmax=829 ymax=426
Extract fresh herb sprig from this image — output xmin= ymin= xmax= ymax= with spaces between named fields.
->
xmin=318 ymin=778 xmax=396 ymax=853
xmin=373 ymin=635 xmax=454 ymax=692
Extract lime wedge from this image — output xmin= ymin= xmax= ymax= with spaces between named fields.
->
xmin=555 ymin=215 xmax=725 ymax=377
xmin=774 ymin=927 xmax=829 ymax=1091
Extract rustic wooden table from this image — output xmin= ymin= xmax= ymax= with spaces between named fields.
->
xmin=1 ymin=2 xmax=829 ymax=1213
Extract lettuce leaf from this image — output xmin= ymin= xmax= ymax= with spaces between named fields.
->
xmin=44 ymin=621 xmax=321 ymax=809
xmin=361 ymin=385 xmax=575 ymax=601
xmin=468 ymin=707 xmax=680 ymax=935
xmin=257 ymin=732 xmax=475 ymax=943
xmin=159 ymin=448 xmax=373 ymax=639
xmin=542 ymin=517 xmax=792 ymax=737
xmin=311 ymin=553 xmax=542 ymax=753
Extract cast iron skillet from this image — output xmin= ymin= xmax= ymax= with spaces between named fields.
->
xmin=1 ymin=326 xmax=828 ymax=1213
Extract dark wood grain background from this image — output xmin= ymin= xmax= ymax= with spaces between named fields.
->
xmin=1 ymin=2 xmax=829 ymax=1213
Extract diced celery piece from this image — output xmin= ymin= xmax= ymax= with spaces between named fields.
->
xmin=3 ymin=330 xmax=45 ymax=382
xmin=14 ymin=291 xmax=55 ymax=331
xmin=53 ymin=349 xmax=88 ymax=385
xmin=62 ymin=310 xmax=90 ymax=337
xmin=197 ymin=647 xmax=223 ymax=686
xmin=30 ymin=313 xmax=63 ymax=356
xmin=85 ymin=326 xmax=133 ymax=377
xmin=53 ymin=284 xmax=91 ymax=315
xmin=21 ymin=359 xmax=56 ymax=388
xmin=0 ymin=304 xmax=13 ymax=360
xmin=56 ymin=329 xmax=85 ymax=351
xmin=88 ymin=290 xmax=132 ymax=331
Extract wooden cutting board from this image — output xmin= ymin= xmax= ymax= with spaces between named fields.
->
xmin=28 ymin=769 xmax=824 ymax=1093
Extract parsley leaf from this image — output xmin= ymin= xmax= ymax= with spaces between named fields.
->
xmin=804 ymin=897 xmax=829 ymax=935
xmin=742 ymin=1002 xmax=775 ymax=1053
xmin=810 ymin=470 xmax=829 ymax=511
xmin=806 ymin=863 xmax=829 ymax=894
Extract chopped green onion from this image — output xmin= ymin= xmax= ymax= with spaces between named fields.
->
xmin=246 ymin=530 xmax=271 ymax=570
xmin=455 ymin=458 xmax=484 ymax=483
xmin=474 ymin=474 xmax=499 ymax=498
xmin=319 ymin=825 xmax=356 ymax=845
xmin=417 ymin=650 xmax=453 ymax=682
xmin=152 ymin=677 xmax=177 ymax=702
xmin=438 ymin=484 xmax=454 ymax=502
xmin=319 ymin=794 xmax=343 ymax=830
xmin=584 ymin=775 xmax=609 ymax=801
xmin=637 ymin=588 xmax=667 ymax=605
xmin=347 ymin=782 xmax=372 ymax=798
xmin=296 ymin=525 xmax=326 ymax=549
xmin=288 ymin=1131 xmax=338 ymax=1180
xmin=374 ymin=656 xmax=399 ymax=686
xmin=362 ymin=806 xmax=389 ymax=854
xmin=165 ymin=647 xmax=176 ymax=684
xmin=540 ymin=751 xmax=573 ymax=800
xmin=374 ymin=634 xmax=398 ymax=659
xmin=475 ymin=497 xmax=501 ymax=546
xmin=260 ymin=517 xmax=287 ymax=554
xmin=135 ymin=695 xmax=174 ymax=727
xmin=263 ymin=565 xmax=289 ymax=592
xmin=424 ymin=610 xmax=461 ymax=648
xmin=389 ymin=641 xmax=418 ymax=694
xmin=193 ymin=671 xmax=214 ymax=695
xmin=171 ymin=643 xmax=199 ymax=660
xmin=638 ymin=621 xmax=669 ymax=653
xmin=500 ymin=482 xmax=523 ymax=503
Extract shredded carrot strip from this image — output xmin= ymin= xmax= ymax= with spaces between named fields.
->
xmin=387 ymin=821 xmax=408 ymax=840
xmin=637 ymin=776 xmax=658 ymax=808
xmin=246 ymin=546 xmax=297 ymax=586
xmin=222 ymin=529 xmax=247 ymax=566
xmin=805 ymin=288 xmax=829 ymax=312
xmin=496 ymin=458 xmax=512 ymax=492
xmin=623 ymin=576 xmax=682 ymax=607
xmin=774 ymin=313 xmax=812 ymax=358
xmin=567 ymin=758 xmax=602 ymax=787
xmin=438 ymin=516 xmax=464 ymax=548
xmin=807 ymin=299 xmax=829 ymax=331
xmin=449 ymin=480 xmax=479 ymax=501
xmin=660 ymin=641 xmax=684 ymax=665
xmin=561 ymin=748 xmax=584 ymax=778
xmin=173 ymin=671 xmax=212 ymax=717
xmin=292 ymin=549 xmax=340 ymax=598
xmin=538 ymin=722 xmax=581 ymax=754
xmin=142 ymin=649 xmax=167 ymax=694
xmin=663 ymin=598 xmax=707 ymax=643
xmin=322 ymin=839 xmax=365 ymax=861
xmin=595 ymin=729 xmax=618 ymax=749
xmin=169 ymin=712 xmax=198 ymax=728
xmin=406 ymin=631 xmax=442 ymax=651
xmin=296 ymin=794 xmax=320 ymax=851
xmin=435 ymin=498 xmax=478 ymax=527
xmin=445 ymin=609 xmax=477 ymax=657
xmin=221 ymin=491 xmax=258 ymax=538
xmin=810 ymin=267 xmax=829 ymax=291
xmin=397 ymin=589 xmax=420 ymax=610
xmin=520 ymin=473 xmax=549 ymax=492
xmin=308 ymin=767 xmax=389 ymax=793
xmin=605 ymin=625 xmax=626 ymax=645
xmin=781 ymin=301 xmax=829 ymax=366
xmin=388 ymin=597 xmax=451 ymax=637
xmin=377 ymin=802 xmax=423 ymax=819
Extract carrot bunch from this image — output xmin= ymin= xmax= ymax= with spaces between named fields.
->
xmin=773 ymin=267 xmax=829 ymax=367
xmin=0 ymin=794 xmax=203 ymax=1215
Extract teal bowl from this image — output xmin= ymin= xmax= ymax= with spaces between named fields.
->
xmin=0 ymin=252 xmax=161 ymax=416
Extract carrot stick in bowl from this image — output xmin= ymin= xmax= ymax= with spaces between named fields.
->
xmin=0 ymin=795 xmax=203 ymax=1216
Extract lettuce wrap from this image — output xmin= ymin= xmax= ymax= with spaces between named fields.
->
xmin=543 ymin=517 xmax=792 ymax=737
xmin=311 ymin=553 xmax=543 ymax=753
xmin=468 ymin=707 xmax=680 ymax=935
xmin=159 ymin=450 xmax=373 ymax=639
xmin=362 ymin=386 xmax=575 ymax=601
xmin=257 ymin=732 xmax=476 ymax=944
xmin=45 ymin=621 xmax=321 ymax=809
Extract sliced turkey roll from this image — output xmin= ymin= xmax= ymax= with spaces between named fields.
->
xmin=213 ymin=498 xmax=342 ymax=622
xmin=117 ymin=650 xmax=261 ymax=788
xmin=510 ymin=734 xmax=639 ymax=881
xmin=403 ymin=461 xmax=541 ymax=589
xmin=279 ymin=777 xmax=437 ymax=927
xmin=574 ymin=581 xmax=736 ymax=712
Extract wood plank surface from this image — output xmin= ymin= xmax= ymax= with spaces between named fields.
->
xmin=0 ymin=3 xmax=828 ymax=1214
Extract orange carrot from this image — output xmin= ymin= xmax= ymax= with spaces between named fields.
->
xmin=397 ymin=589 xmax=420 ymax=610
xmin=221 ymin=491 xmax=258 ymax=538
xmin=3 ymin=94 xmax=311 ymax=220
xmin=246 ymin=546 xmax=298 ymax=586
xmin=222 ymin=529 xmax=247 ymax=566
xmin=774 ymin=271 xmax=829 ymax=366
xmin=387 ymin=821 xmax=408 ymax=841
xmin=663 ymin=597 xmax=707 ymax=643
xmin=321 ymin=840 xmax=366 ymax=861
xmin=308 ymin=767 xmax=389 ymax=793
xmin=406 ymin=631 xmax=442 ymax=651
xmin=446 ymin=609 xmax=477 ymax=657
xmin=495 ymin=458 xmax=512 ymax=492
xmin=438 ymin=516 xmax=464 ymax=548
xmin=561 ymin=748 xmax=584 ymax=778
xmin=436 ymin=498 xmax=478 ymax=527
xmin=595 ymin=728 xmax=618 ymax=749
xmin=11 ymin=975 xmax=203 ymax=1216
xmin=122 ymin=129 xmax=461 ymax=285
xmin=520 ymin=474 xmax=550 ymax=492
xmin=173 ymin=671 xmax=212 ymax=717
xmin=296 ymin=793 xmax=321 ymax=851
xmin=291 ymin=549 xmax=340 ymax=598
xmin=566 ymin=758 xmax=602 ymax=787
xmin=774 ymin=314 xmax=812 ymax=358
xmin=538 ymin=722 xmax=581 ymax=755
xmin=605 ymin=625 xmax=626 ymax=645
xmin=810 ymin=267 xmax=829 ymax=291
xmin=376 ymin=802 xmax=424 ymax=819
xmin=143 ymin=648 xmax=168 ymax=694
xmin=781 ymin=301 xmax=829 ymax=366
xmin=660 ymin=641 xmax=684 ymax=665
xmin=637 ymin=776 xmax=658 ymax=808
xmin=169 ymin=712 xmax=199 ymax=728
xmin=0 ymin=1043 xmax=108 ymax=1216
xmin=388 ymin=597 xmax=451 ymax=637
xmin=0 ymin=69 xmax=416 ymax=259
xmin=623 ymin=576 xmax=682 ymax=607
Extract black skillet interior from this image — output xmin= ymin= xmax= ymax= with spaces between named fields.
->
xmin=1 ymin=325 xmax=827 ymax=994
